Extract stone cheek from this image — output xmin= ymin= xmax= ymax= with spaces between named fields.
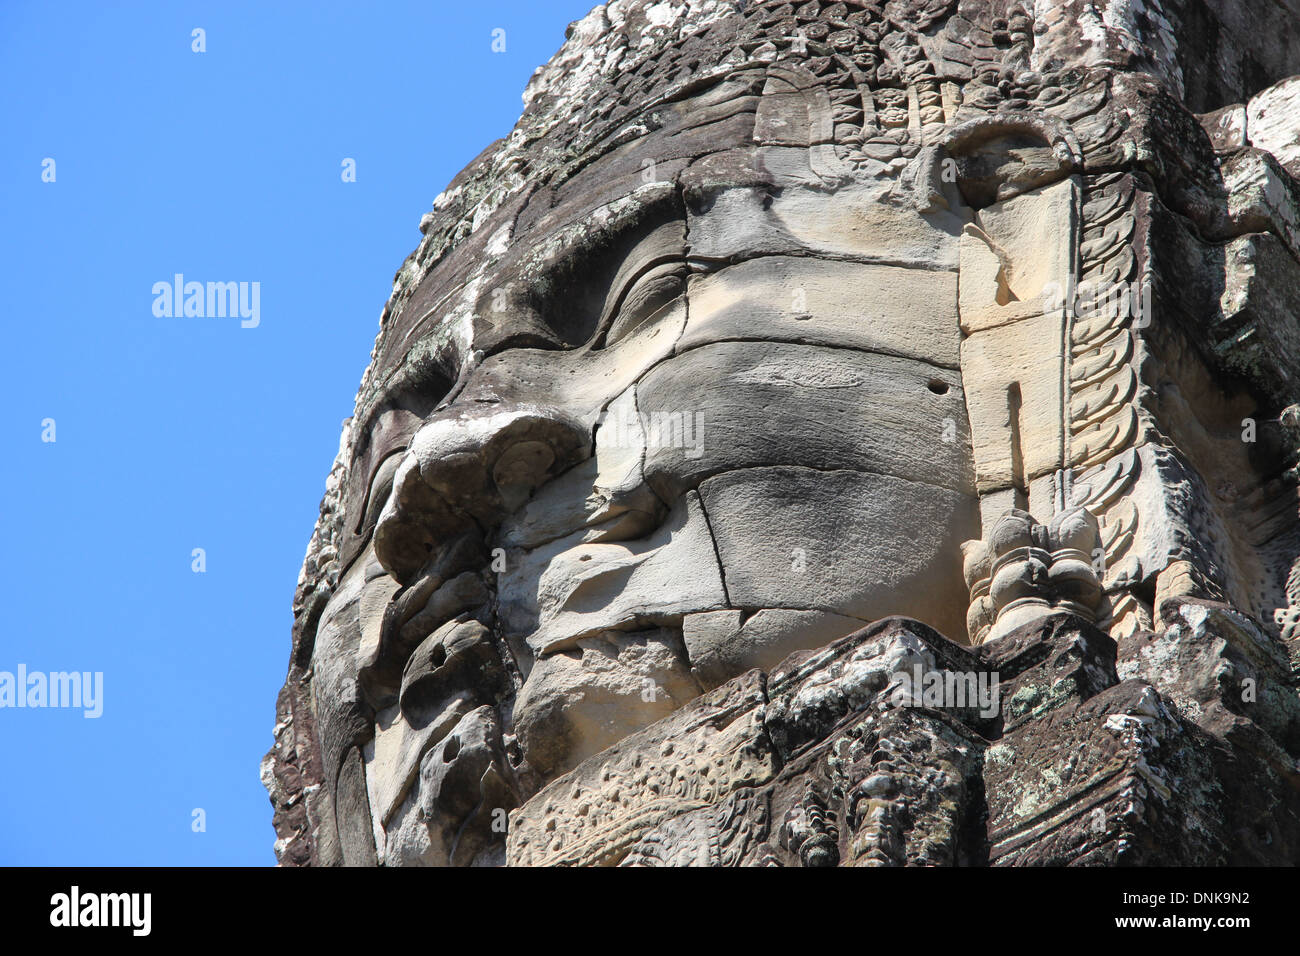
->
xmin=265 ymin=0 xmax=1300 ymax=867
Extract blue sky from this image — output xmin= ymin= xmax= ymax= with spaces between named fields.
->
xmin=0 ymin=0 xmax=597 ymax=866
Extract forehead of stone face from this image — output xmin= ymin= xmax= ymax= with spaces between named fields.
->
xmin=420 ymin=79 xmax=770 ymax=345
xmin=362 ymin=0 xmax=993 ymax=375
xmin=353 ymin=0 xmax=1005 ymax=394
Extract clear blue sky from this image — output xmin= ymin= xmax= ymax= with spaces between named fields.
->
xmin=0 ymin=0 xmax=597 ymax=866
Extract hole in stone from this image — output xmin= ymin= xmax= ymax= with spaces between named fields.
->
xmin=928 ymin=379 xmax=950 ymax=395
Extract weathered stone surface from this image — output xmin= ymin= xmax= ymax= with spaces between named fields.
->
xmin=685 ymin=607 xmax=866 ymax=691
xmin=1248 ymin=76 xmax=1300 ymax=179
xmin=1199 ymin=103 xmax=1247 ymax=153
xmin=985 ymin=679 xmax=1231 ymax=866
xmin=506 ymin=611 xmax=1300 ymax=866
xmin=498 ymin=490 xmax=728 ymax=658
xmin=513 ymin=627 xmax=702 ymax=778
xmin=639 ymin=340 xmax=973 ymax=499
xmin=266 ymin=0 xmax=1300 ymax=868
xmin=699 ymin=466 xmax=978 ymax=642
xmin=679 ymin=258 xmax=963 ymax=367
xmin=1216 ymin=232 xmax=1300 ymax=407
xmin=506 ymin=669 xmax=776 ymax=866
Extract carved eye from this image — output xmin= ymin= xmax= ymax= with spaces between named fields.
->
xmin=343 ymin=353 xmax=457 ymax=559
xmin=600 ymin=260 xmax=687 ymax=347
xmin=357 ymin=453 xmax=403 ymax=540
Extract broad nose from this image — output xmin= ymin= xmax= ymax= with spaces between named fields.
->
xmin=373 ymin=403 xmax=590 ymax=584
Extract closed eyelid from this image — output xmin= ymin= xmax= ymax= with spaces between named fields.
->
xmin=354 ymin=452 xmax=405 ymax=536
xmin=594 ymin=256 xmax=689 ymax=347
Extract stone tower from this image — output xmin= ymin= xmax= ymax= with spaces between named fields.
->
xmin=265 ymin=0 xmax=1300 ymax=866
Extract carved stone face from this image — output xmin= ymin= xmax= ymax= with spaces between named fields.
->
xmin=312 ymin=65 xmax=988 ymax=864
xmin=268 ymin=0 xmax=1300 ymax=868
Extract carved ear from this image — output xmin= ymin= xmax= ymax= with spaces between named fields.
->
xmin=900 ymin=144 xmax=963 ymax=213
xmin=960 ymin=223 xmax=1017 ymax=308
xmin=959 ymin=177 xmax=1079 ymax=332
xmin=943 ymin=114 xmax=1080 ymax=208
